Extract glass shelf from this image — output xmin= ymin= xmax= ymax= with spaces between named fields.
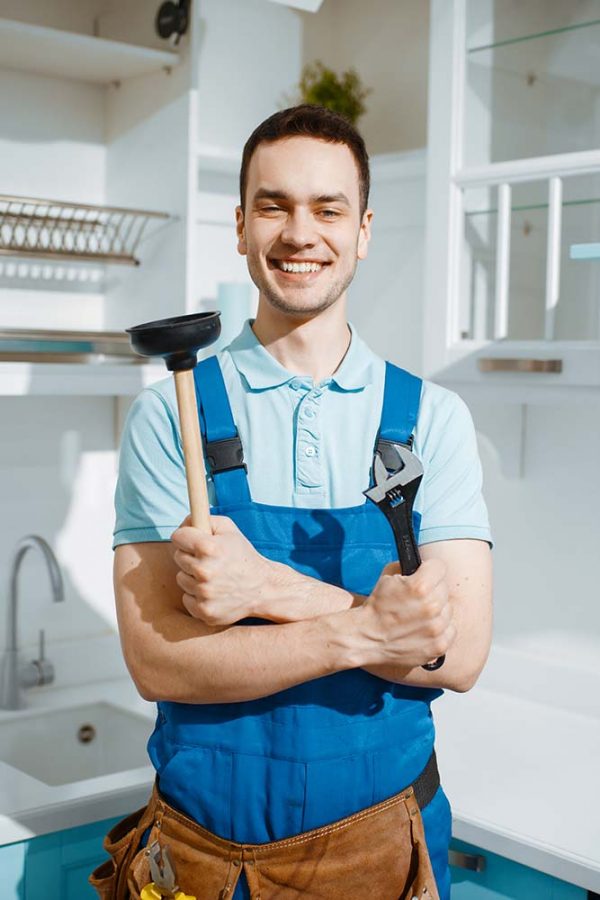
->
xmin=465 ymin=196 xmax=600 ymax=220
xmin=461 ymin=176 xmax=600 ymax=342
xmin=468 ymin=18 xmax=600 ymax=56
xmin=464 ymin=2 xmax=600 ymax=166
xmin=466 ymin=0 xmax=600 ymax=51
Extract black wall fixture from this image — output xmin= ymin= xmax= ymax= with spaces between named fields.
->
xmin=155 ymin=0 xmax=190 ymax=45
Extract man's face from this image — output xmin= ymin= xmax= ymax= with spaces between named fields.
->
xmin=236 ymin=136 xmax=372 ymax=319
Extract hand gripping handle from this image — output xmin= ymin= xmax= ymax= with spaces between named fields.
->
xmin=370 ymin=472 xmax=445 ymax=672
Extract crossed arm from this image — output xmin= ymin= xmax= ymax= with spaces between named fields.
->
xmin=114 ymin=514 xmax=493 ymax=704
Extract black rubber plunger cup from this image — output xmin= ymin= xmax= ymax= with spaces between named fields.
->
xmin=127 ymin=312 xmax=221 ymax=534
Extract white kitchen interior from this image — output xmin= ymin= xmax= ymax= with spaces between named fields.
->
xmin=0 ymin=0 xmax=599 ymax=898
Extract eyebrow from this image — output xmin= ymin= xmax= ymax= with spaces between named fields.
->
xmin=252 ymin=189 xmax=351 ymax=206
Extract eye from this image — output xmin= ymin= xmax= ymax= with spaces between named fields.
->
xmin=318 ymin=209 xmax=341 ymax=219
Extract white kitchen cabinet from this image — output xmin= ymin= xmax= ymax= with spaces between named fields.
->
xmin=0 ymin=0 xmax=301 ymax=395
xmin=424 ymin=0 xmax=600 ymax=398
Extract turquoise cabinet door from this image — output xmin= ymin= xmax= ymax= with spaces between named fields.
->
xmin=450 ymin=838 xmax=587 ymax=899
xmin=0 ymin=840 xmax=27 ymax=899
xmin=20 ymin=815 xmax=122 ymax=900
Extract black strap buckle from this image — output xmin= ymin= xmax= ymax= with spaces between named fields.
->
xmin=205 ymin=436 xmax=247 ymax=475
xmin=376 ymin=436 xmax=414 ymax=474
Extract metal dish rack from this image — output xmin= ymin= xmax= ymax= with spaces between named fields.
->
xmin=0 ymin=194 xmax=171 ymax=266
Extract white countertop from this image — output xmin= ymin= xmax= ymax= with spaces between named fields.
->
xmin=435 ymin=647 xmax=600 ymax=893
xmin=0 ymin=638 xmax=598 ymax=893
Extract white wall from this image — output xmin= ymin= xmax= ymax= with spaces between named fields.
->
xmin=196 ymin=0 xmax=303 ymax=152
xmin=0 ymin=397 xmax=117 ymax=655
xmin=301 ymin=0 xmax=430 ymax=154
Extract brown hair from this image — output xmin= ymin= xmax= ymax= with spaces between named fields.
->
xmin=239 ymin=104 xmax=370 ymax=216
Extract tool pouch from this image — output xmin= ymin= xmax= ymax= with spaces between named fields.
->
xmin=89 ymin=804 xmax=153 ymax=899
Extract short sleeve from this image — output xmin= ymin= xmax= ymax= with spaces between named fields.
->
xmin=113 ymin=385 xmax=189 ymax=549
xmin=414 ymin=383 xmax=493 ymax=548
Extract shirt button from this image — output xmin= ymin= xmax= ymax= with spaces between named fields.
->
xmin=305 ymin=446 xmax=317 ymax=457
xmin=303 ymin=408 xmax=315 ymax=418
xmin=289 ymin=378 xmax=301 ymax=390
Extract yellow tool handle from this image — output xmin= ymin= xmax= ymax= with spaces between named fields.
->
xmin=141 ymin=884 xmax=196 ymax=900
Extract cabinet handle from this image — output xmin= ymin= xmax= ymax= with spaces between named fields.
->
xmin=448 ymin=850 xmax=487 ymax=872
xmin=478 ymin=358 xmax=563 ymax=373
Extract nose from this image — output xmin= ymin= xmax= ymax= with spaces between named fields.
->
xmin=280 ymin=208 xmax=317 ymax=249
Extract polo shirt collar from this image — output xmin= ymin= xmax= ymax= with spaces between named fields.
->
xmin=226 ymin=319 xmax=374 ymax=391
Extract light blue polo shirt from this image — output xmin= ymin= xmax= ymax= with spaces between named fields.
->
xmin=113 ymin=320 xmax=492 ymax=549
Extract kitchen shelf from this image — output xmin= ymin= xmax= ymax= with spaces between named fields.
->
xmin=466 ymin=17 xmax=600 ymax=89
xmin=0 ymin=195 xmax=171 ymax=266
xmin=465 ymin=196 xmax=600 ymax=218
xmin=0 ymin=17 xmax=179 ymax=84
xmin=0 ymin=328 xmax=140 ymax=363
xmin=467 ymin=17 xmax=600 ymax=56
xmin=0 ymin=361 xmax=166 ymax=396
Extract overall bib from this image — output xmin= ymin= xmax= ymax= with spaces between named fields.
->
xmin=146 ymin=356 xmax=452 ymax=899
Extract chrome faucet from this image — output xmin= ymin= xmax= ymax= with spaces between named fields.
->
xmin=0 ymin=535 xmax=64 ymax=710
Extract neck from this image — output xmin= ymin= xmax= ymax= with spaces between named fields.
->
xmin=251 ymin=297 xmax=351 ymax=383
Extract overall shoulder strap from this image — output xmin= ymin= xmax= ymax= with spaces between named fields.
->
xmin=376 ymin=361 xmax=423 ymax=470
xmin=193 ymin=355 xmax=251 ymax=506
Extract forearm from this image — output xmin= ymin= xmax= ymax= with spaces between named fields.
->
xmin=128 ymin=604 xmax=363 ymax=704
xmin=258 ymin=560 xmax=363 ymax=621
xmin=261 ymin=561 xmax=479 ymax=693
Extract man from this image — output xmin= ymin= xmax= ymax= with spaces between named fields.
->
xmin=105 ymin=105 xmax=493 ymax=900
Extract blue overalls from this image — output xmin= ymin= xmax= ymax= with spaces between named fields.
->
xmin=147 ymin=356 xmax=452 ymax=899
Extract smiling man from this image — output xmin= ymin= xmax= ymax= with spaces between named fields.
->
xmin=103 ymin=106 xmax=493 ymax=900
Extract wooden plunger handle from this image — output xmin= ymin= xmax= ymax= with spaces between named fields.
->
xmin=173 ymin=369 xmax=211 ymax=533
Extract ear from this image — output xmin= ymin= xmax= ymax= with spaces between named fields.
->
xmin=235 ymin=206 xmax=247 ymax=256
xmin=357 ymin=208 xmax=373 ymax=261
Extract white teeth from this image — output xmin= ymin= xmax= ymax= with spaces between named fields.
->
xmin=279 ymin=261 xmax=322 ymax=273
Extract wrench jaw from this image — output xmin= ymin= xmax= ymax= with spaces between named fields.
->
xmin=364 ymin=445 xmax=424 ymax=508
xmin=364 ymin=445 xmax=423 ymax=576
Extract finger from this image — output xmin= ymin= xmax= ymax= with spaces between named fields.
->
xmin=173 ymin=548 xmax=209 ymax=577
xmin=181 ymin=592 xmax=200 ymax=618
xmin=210 ymin=515 xmax=240 ymax=534
xmin=171 ymin=527 xmax=216 ymax=556
xmin=408 ymin=566 xmax=448 ymax=601
xmin=176 ymin=570 xmax=200 ymax=594
xmin=381 ymin=561 xmax=401 ymax=577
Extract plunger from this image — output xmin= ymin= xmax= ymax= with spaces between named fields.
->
xmin=127 ymin=312 xmax=221 ymax=534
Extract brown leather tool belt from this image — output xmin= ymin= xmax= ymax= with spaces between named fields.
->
xmin=90 ymin=751 xmax=441 ymax=900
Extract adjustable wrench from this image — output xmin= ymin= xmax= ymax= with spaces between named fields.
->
xmin=364 ymin=443 xmax=445 ymax=671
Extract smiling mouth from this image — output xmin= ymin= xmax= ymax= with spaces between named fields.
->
xmin=269 ymin=259 xmax=330 ymax=274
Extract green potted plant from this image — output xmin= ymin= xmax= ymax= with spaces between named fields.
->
xmin=287 ymin=62 xmax=371 ymax=125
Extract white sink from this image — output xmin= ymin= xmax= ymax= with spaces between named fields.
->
xmin=0 ymin=702 xmax=153 ymax=786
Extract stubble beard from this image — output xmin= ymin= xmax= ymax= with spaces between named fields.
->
xmin=247 ymin=253 xmax=358 ymax=319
